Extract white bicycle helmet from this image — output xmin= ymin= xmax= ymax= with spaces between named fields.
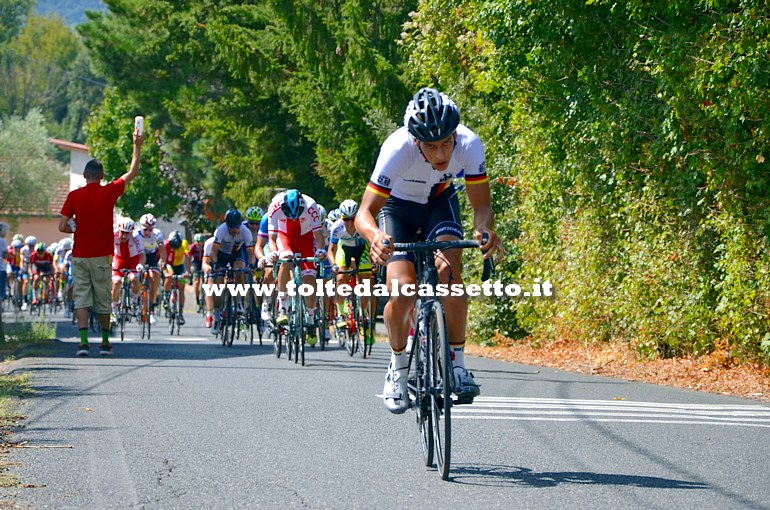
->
xmin=139 ymin=213 xmax=157 ymax=228
xmin=25 ymin=235 xmax=37 ymax=246
xmin=338 ymin=200 xmax=359 ymax=219
xmin=118 ymin=218 xmax=135 ymax=232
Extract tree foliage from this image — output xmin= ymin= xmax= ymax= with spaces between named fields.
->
xmin=404 ymin=0 xmax=770 ymax=360
xmin=0 ymin=109 xmax=66 ymax=223
xmin=84 ymin=88 xmax=180 ymax=222
xmin=79 ymin=0 xmax=413 ymax=218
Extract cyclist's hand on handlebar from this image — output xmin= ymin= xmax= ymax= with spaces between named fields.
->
xmin=475 ymin=228 xmax=505 ymax=263
xmin=371 ymin=231 xmax=394 ymax=265
xmin=315 ymin=249 xmax=327 ymax=261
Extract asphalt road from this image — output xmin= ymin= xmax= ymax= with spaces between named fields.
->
xmin=1 ymin=309 xmax=769 ymax=509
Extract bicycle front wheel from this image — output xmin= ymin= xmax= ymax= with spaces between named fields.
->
xmin=428 ymin=301 xmax=452 ymax=480
xmin=414 ymin=312 xmax=434 ymax=467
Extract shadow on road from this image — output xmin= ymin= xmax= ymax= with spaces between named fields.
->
xmin=449 ymin=464 xmax=710 ymax=489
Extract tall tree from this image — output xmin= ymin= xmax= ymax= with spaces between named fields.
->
xmin=0 ymin=14 xmax=79 ymax=120
xmin=0 ymin=109 xmax=66 ymax=221
xmin=0 ymin=0 xmax=32 ymax=45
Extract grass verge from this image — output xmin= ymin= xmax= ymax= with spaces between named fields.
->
xmin=0 ymin=317 xmax=56 ymax=489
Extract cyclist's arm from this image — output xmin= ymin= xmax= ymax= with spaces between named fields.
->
xmin=313 ymin=230 xmax=326 ymax=259
xmin=356 ymin=189 xmax=392 ymax=265
xmin=202 ymin=256 xmax=212 ymax=274
xmin=466 ymin=181 xmax=504 ymax=261
xmin=328 ymin=241 xmax=337 ymax=263
xmin=210 ymin=243 xmax=220 ymax=265
xmin=246 ymin=245 xmax=256 ymax=266
xmin=254 ymin=236 xmax=267 ymax=260
xmin=118 ymin=130 xmax=145 ymax=184
xmin=268 ymin=233 xmax=279 ymax=256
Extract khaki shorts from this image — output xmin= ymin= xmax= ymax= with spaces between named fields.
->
xmin=72 ymin=256 xmax=112 ymax=315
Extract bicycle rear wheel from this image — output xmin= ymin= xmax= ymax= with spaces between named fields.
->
xmin=428 ymin=301 xmax=452 ymax=480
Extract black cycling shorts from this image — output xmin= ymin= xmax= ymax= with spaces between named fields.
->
xmin=378 ymin=185 xmax=463 ymax=263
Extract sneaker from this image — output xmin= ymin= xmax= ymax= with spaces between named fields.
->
xmin=382 ymin=363 xmax=409 ymax=414
xmin=453 ymin=366 xmax=481 ymax=401
xmin=335 ymin=316 xmax=347 ymax=329
xmin=205 ymin=315 xmax=213 ymax=328
xmin=178 ymin=314 xmax=185 ymax=326
xmin=149 ymin=313 xmax=157 ymax=325
xmin=76 ymin=344 xmax=90 ymax=357
xmin=32 ymin=298 xmax=39 ymax=306
xmin=64 ymin=309 xmax=71 ymax=318
xmin=99 ymin=343 xmax=113 ymax=356
xmin=212 ymin=323 xmax=220 ymax=335
xmin=276 ymin=309 xmax=289 ymax=325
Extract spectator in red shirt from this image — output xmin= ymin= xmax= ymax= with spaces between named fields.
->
xmin=59 ymin=127 xmax=145 ymax=357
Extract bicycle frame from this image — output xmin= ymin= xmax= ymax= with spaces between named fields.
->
xmin=274 ymin=255 xmax=320 ymax=367
xmin=392 ymin=238 xmax=489 ymax=481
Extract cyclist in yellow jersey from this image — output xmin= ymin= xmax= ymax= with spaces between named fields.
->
xmin=162 ymin=230 xmax=190 ymax=325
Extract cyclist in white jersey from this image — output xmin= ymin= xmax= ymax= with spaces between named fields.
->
xmin=135 ymin=213 xmax=165 ymax=324
xmin=210 ymin=208 xmax=255 ymax=323
xmin=328 ymin=199 xmax=375 ymax=332
xmin=356 ymin=88 xmax=504 ymax=413
xmin=266 ymin=189 xmax=327 ymax=344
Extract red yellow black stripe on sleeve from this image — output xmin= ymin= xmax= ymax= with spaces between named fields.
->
xmin=465 ymin=173 xmax=489 ymax=185
xmin=367 ymin=181 xmax=391 ymax=198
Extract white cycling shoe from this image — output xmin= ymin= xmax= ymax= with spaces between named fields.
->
xmin=383 ymin=363 xmax=409 ymax=414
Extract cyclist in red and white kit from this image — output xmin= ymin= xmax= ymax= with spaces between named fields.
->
xmin=111 ymin=218 xmax=145 ymax=322
xmin=266 ymin=189 xmax=327 ymax=345
xmin=29 ymin=242 xmax=54 ymax=305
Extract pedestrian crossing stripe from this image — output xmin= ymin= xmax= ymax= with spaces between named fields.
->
xmin=452 ymin=397 xmax=770 ymax=428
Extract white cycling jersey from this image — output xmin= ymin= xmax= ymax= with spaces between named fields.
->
xmin=213 ymin=223 xmax=253 ymax=254
xmin=329 ymin=219 xmax=366 ymax=247
xmin=267 ymin=192 xmax=322 ymax=237
xmin=203 ymin=236 xmax=216 ymax=257
xmin=367 ymin=124 xmax=488 ymax=204
xmin=134 ymin=228 xmax=164 ymax=254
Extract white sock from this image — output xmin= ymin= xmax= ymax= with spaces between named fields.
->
xmin=391 ymin=350 xmax=409 ymax=370
xmin=306 ymin=307 xmax=315 ymax=321
xmin=451 ymin=345 xmax=465 ymax=368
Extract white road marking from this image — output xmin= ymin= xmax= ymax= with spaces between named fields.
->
xmin=450 ymin=397 xmax=770 ymax=428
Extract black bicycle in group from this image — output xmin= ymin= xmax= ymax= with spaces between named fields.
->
xmin=385 ymin=236 xmax=493 ymax=480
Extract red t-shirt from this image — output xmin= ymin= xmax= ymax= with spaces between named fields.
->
xmin=60 ymin=179 xmax=126 ymax=258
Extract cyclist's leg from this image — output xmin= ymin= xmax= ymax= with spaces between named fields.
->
xmin=110 ymin=269 xmax=123 ymax=319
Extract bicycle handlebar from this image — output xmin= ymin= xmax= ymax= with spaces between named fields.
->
xmin=382 ymin=236 xmax=495 ymax=282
